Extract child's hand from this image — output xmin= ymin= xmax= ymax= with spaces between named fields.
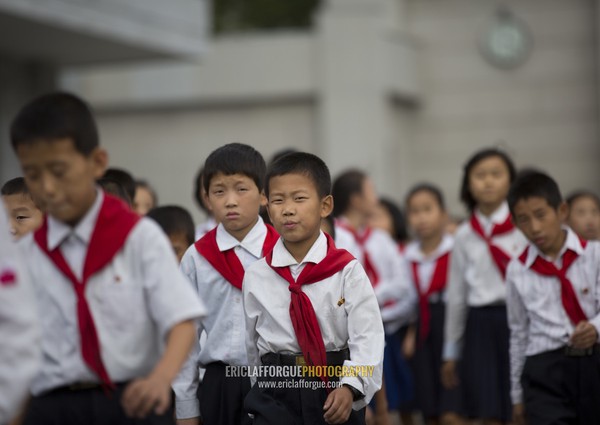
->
xmin=513 ymin=403 xmax=526 ymax=425
xmin=441 ymin=360 xmax=459 ymax=389
xmin=323 ymin=386 xmax=354 ymax=424
xmin=402 ymin=325 xmax=417 ymax=359
xmin=570 ymin=321 xmax=598 ymax=349
xmin=121 ymin=372 xmax=172 ymax=418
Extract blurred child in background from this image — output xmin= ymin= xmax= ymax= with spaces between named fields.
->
xmin=1 ymin=177 xmax=43 ymax=240
xmin=566 ymin=190 xmax=600 ymax=241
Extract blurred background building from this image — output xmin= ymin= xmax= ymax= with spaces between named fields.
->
xmin=1 ymin=0 xmax=598 ymax=221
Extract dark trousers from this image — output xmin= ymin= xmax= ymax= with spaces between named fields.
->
xmin=522 ymin=347 xmax=600 ymax=425
xmin=22 ymin=383 xmax=175 ymax=425
xmin=200 ymin=362 xmax=252 ymax=425
xmin=244 ymin=375 xmax=365 ymax=425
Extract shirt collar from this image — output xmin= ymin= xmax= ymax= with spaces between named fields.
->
xmin=215 ymin=216 xmax=266 ymax=258
xmin=47 ymin=189 xmax=104 ymax=250
xmin=271 ymin=231 xmax=327 ymax=267
xmin=523 ymin=226 xmax=584 ymax=268
xmin=404 ymin=234 xmax=453 ymax=262
xmin=475 ymin=201 xmax=510 ymax=226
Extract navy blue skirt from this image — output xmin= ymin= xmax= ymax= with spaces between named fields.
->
xmin=382 ymin=326 xmax=415 ymax=411
xmin=459 ymin=305 xmax=511 ymax=422
xmin=412 ymin=301 xmax=462 ymax=419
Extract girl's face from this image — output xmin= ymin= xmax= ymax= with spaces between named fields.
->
xmin=407 ymin=190 xmax=446 ymax=240
xmin=369 ymin=202 xmax=394 ymax=237
xmin=468 ymin=155 xmax=511 ymax=211
xmin=568 ymin=196 xmax=600 ymax=240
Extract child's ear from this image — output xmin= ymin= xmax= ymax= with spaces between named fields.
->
xmin=90 ymin=147 xmax=108 ymax=179
xmin=320 ymin=195 xmax=334 ymax=218
xmin=260 ymin=190 xmax=268 ymax=207
xmin=558 ymin=201 xmax=569 ymax=223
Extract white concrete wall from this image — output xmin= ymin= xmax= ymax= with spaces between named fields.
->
xmin=96 ymin=102 xmax=316 ymax=223
xmin=401 ymin=0 xmax=599 ymax=216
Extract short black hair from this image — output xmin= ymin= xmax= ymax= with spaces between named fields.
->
xmin=193 ymin=166 xmax=210 ymax=214
xmin=146 ymin=205 xmax=195 ymax=246
xmin=379 ymin=197 xmax=409 ymax=244
xmin=566 ymin=190 xmax=600 ymax=210
xmin=460 ymin=148 xmax=516 ymax=211
xmin=10 ymin=92 xmax=99 ymax=156
xmin=1 ymin=177 xmax=29 ymax=196
xmin=269 ymin=148 xmax=298 ymax=167
xmin=98 ymin=178 xmax=131 ymax=206
xmin=102 ymin=168 xmax=136 ymax=202
xmin=406 ymin=183 xmax=446 ymax=211
xmin=203 ymin=143 xmax=266 ymax=193
xmin=332 ymin=169 xmax=367 ymax=217
xmin=265 ymin=152 xmax=331 ymax=199
xmin=507 ymin=170 xmax=562 ymax=215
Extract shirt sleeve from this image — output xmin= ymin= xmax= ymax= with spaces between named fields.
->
xmin=506 ymin=261 xmax=528 ymax=405
xmin=0 ymin=240 xmax=40 ymax=424
xmin=443 ymin=238 xmax=469 ymax=360
xmin=373 ymin=240 xmax=417 ymax=325
xmin=172 ymin=247 xmax=205 ymax=419
xmin=137 ymin=220 xmax=206 ymax=339
xmin=242 ymin=266 xmax=262 ymax=387
xmin=339 ymin=261 xmax=385 ymax=410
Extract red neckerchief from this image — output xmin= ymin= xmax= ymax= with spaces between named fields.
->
xmin=34 ymin=193 xmax=139 ymax=390
xmin=265 ymin=233 xmax=354 ymax=387
xmin=519 ymin=236 xmax=588 ymax=325
xmin=470 ymin=212 xmax=514 ymax=279
xmin=195 ymin=223 xmax=278 ymax=290
xmin=411 ymin=252 xmax=450 ymax=343
xmin=336 ymin=221 xmax=379 ymax=286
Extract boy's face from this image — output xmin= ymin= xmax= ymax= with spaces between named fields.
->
xmin=568 ymin=196 xmax=600 ymax=241
xmin=133 ymin=186 xmax=155 ymax=216
xmin=468 ymin=156 xmax=511 ymax=209
xmin=168 ymin=232 xmax=191 ymax=263
xmin=267 ymin=173 xmax=333 ymax=258
xmin=206 ymin=172 xmax=265 ymax=242
xmin=351 ymin=177 xmax=379 ymax=218
xmin=16 ymin=138 xmax=107 ymax=227
xmin=513 ymin=196 xmax=567 ymax=256
xmin=2 ymin=193 xmax=43 ymax=239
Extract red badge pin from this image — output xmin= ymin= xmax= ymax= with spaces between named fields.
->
xmin=582 ymin=287 xmax=589 ymax=295
xmin=0 ymin=268 xmax=17 ymax=287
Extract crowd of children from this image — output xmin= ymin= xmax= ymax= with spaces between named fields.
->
xmin=1 ymin=91 xmax=600 ymax=425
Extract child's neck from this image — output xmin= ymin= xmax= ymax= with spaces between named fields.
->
xmin=477 ymin=200 xmax=504 ymax=217
xmin=343 ymin=210 xmax=367 ymax=231
xmin=229 ymin=216 xmax=258 ymax=243
xmin=420 ymin=233 xmax=443 ymax=256
xmin=283 ymin=232 xmax=320 ymax=264
xmin=541 ymin=229 xmax=567 ymax=261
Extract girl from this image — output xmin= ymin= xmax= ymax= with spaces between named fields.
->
xmin=441 ymin=148 xmax=527 ymax=425
xmin=403 ymin=184 xmax=463 ymax=425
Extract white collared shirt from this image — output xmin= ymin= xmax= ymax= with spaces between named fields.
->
xmin=173 ymin=218 xmax=268 ymax=418
xmin=506 ymin=227 xmax=600 ymax=404
xmin=443 ymin=202 xmax=528 ymax=360
xmin=0 ymin=206 xmax=39 ymax=423
xmin=19 ymin=190 xmax=206 ymax=396
xmin=336 ymin=218 xmax=416 ymax=334
xmin=243 ymin=232 xmax=385 ymax=410
xmin=403 ymin=234 xmax=454 ymax=304
xmin=334 ymin=225 xmax=364 ymax=263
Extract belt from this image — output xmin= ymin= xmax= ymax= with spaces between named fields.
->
xmin=43 ymin=381 xmax=127 ymax=395
xmin=564 ymin=344 xmax=600 ymax=357
xmin=261 ymin=348 xmax=350 ymax=367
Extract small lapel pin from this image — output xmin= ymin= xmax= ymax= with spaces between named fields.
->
xmin=114 ymin=275 xmax=121 ymax=283
xmin=0 ymin=268 xmax=17 ymax=287
xmin=337 ymin=298 xmax=345 ymax=306
xmin=582 ymin=287 xmax=589 ymax=295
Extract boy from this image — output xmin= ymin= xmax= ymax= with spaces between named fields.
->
xmin=11 ymin=92 xmax=206 ymax=425
xmin=147 ymin=205 xmax=196 ymax=263
xmin=173 ymin=143 xmax=278 ymax=425
xmin=243 ymin=152 xmax=385 ymax=425
xmin=506 ymin=171 xmax=600 ymax=425
xmin=1 ymin=177 xmax=43 ymax=239
xmin=0 ymin=207 xmax=40 ymax=424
